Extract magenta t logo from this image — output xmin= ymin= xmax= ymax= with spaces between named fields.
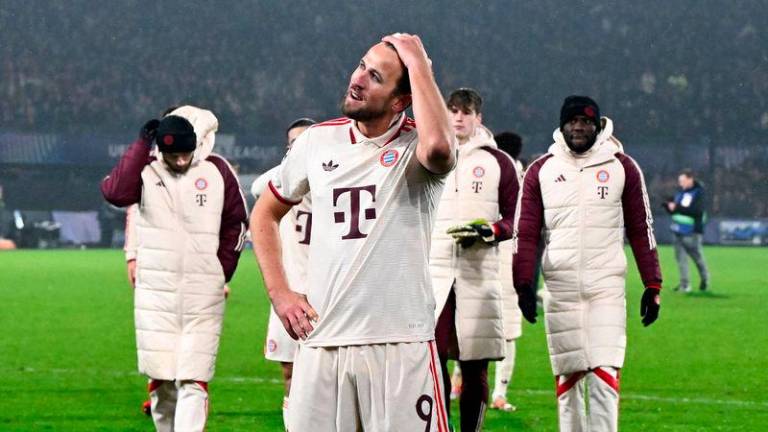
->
xmin=333 ymin=185 xmax=376 ymax=239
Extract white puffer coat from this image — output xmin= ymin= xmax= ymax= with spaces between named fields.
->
xmin=513 ymin=118 xmax=661 ymax=376
xmin=498 ymin=156 xmax=524 ymax=340
xmin=430 ymin=126 xmax=519 ymax=360
xmin=103 ymin=106 xmax=248 ymax=382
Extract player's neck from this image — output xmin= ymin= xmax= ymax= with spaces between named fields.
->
xmin=356 ymin=113 xmax=399 ymax=138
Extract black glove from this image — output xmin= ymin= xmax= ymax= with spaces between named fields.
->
xmin=517 ymin=283 xmax=538 ymax=324
xmin=640 ymin=287 xmax=661 ymax=326
xmin=139 ymin=119 xmax=160 ymax=143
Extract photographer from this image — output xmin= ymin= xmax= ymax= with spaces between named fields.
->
xmin=664 ymin=169 xmax=710 ymax=292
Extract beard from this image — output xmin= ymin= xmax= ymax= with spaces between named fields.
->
xmin=163 ymin=157 xmax=193 ymax=174
xmin=168 ymin=164 xmax=191 ymax=174
xmin=563 ymin=131 xmax=597 ymax=154
xmin=340 ymin=93 xmax=388 ymax=122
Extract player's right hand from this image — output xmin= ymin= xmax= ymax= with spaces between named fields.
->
xmin=272 ymin=289 xmax=319 ymax=340
xmin=517 ymin=283 xmax=538 ymax=324
xmin=139 ymin=119 xmax=160 ymax=143
xmin=126 ymin=259 xmax=136 ymax=288
xmin=446 ymin=218 xmax=496 ymax=247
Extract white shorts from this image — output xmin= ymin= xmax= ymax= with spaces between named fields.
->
xmin=288 ymin=341 xmax=449 ymax=432
xmin=264 ymin=308 xmax=298 ymax=363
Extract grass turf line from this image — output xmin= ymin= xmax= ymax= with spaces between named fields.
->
xmin=0 ymin=246 xmax=765 ymax=431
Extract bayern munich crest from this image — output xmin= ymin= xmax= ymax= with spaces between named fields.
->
xmin=473 ymin=166 xmax=485 ymax=178
xmin=194 ymin=178 xmax=208 ymax=190
xmin=380 ymin=149 xmax=399 ymax=167
xmin=596 ymin=170 xmax=610 ymax=183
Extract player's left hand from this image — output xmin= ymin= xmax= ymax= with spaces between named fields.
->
xmin=640 ymin=287 xmax=661 ymax=326
xmin=517 ymin=283 xmax=538 ymax=324
xmin=381 ymin=33 xmax=432 ymax=71
xmin=447 ymin=219 xmax=496 ymax=248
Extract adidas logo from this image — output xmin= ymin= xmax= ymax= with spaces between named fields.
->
xmin=554 ymin=174 xmax=566 ymax=183
xmin=322 ymin=160 xmax=339 ymax=171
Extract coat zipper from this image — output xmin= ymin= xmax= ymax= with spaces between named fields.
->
xmin=169 ymin=172 xmax=186 ymax=368
xmin=452 ymin=147 xmax=460 ymax=272
xmin=576 ymin=166 xmax=591 ymax=368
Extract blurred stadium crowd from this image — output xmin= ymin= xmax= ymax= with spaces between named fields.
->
xmin=0 ymin=1 xmax=766 ymax=218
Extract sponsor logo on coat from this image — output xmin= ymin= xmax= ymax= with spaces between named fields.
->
xmin=380 ymin=149 xmax=399 ymax=167
xmin=473 ymin=166 xmax=485 ymax=178
xmin=596 ymin=170 xmax=610 ymax=183
xmin=195 ymin=178 xmax=208 ymax=190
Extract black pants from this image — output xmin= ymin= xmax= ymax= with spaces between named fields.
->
xmin=435 ymin=288 xmax=490 ymax=431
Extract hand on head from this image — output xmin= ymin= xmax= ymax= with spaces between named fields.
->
xmin=381 ymin=33 xmax=432 ymax=71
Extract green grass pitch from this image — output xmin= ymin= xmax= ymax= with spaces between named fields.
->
xmin=1 ymin=246 xmax=766 ymax=431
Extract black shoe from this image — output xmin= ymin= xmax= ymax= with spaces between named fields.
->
xmin=700 ymin=281 xmax=708 ymax=291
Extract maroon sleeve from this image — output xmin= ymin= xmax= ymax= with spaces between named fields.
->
xmin=616 ymin=153 xmax=663 ymax=289
xmin=208 ymin=154 xmax=249 ymax=282
xmin=512 ymin=154 xmax=551 ymax=291
xmin=482 ymin=147 xmax=520 ymax=242
xmin=100 ymin=139 xmax=153 ymax=207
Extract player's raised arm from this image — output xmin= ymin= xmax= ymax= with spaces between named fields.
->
xmin=382 ymin=33 xmax=456 ymax=174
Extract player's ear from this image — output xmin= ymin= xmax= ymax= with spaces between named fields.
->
xmin=392 ymin=94 xmax=412 ymax=114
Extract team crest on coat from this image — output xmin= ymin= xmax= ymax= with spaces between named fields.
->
xmin=267 ymin=339 xmax=277 ymax=353
xmin=380 ymin=149 xmax=399 ymax=167
xmin=195 ymin=178 xmax=208 ymax=190
xmin=473 ymin=166 xmax=485 ymax=178
xmin=596 ymin=170 xmax=610 ymax=183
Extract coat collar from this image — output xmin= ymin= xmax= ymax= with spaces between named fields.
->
xmin=549 ymin=117 xmax=623 ymax=167
xmin=459 ymin=125 xmax=497 ymax=155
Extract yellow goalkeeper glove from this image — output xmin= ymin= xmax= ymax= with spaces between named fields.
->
xmin=446 ymin=218 xmax=496 ymax=248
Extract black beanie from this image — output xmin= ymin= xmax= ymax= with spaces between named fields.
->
xmin=560 ymin=95 xmax=601 ymax=131
xmin=155 ymin=115 xmax=197 ymax=153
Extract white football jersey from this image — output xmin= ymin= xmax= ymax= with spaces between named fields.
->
xmin=270 ymin=114 xmax=446 ymax=347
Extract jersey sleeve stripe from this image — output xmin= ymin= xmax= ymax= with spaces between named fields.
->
xmin=268 ymin=180 xmax=301 ymax=206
